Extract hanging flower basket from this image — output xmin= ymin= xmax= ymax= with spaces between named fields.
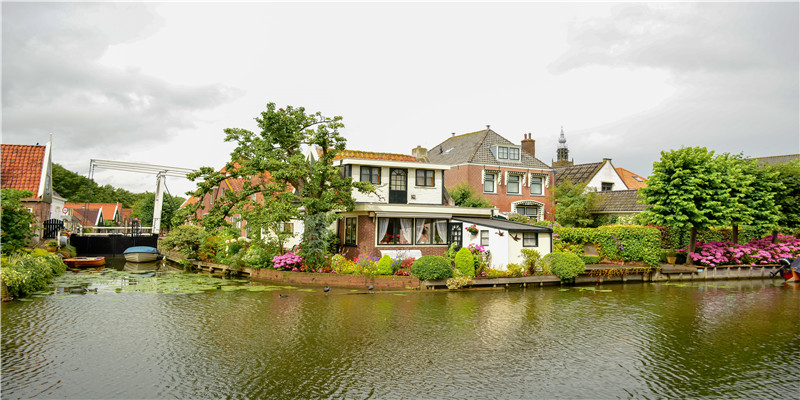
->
xmin=466 ymin=225 xmax=478 ymax=235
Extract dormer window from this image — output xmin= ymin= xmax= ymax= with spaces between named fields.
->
xmin=492 ymin=145 xmax=521 ymax=161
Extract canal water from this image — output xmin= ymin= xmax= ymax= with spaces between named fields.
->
xmin=2 ymin=256 xmax=798 ymax=399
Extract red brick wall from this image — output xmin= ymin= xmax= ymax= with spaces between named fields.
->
xmin=339 ymin=215 xmax=447 ymax=260
xmin=444 ymin=164 xmax=554 ymax=220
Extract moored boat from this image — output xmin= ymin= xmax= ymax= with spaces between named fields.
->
xmin=123 ymin=246 xmax=162 ymax=262
xmin=773 ymin=258 xmax=800 ymax=283
xmin=64 ymin=257 xmax=106 ymax=268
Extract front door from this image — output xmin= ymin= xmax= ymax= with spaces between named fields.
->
xmin=389 ymin=168 xmax=407 ymax=204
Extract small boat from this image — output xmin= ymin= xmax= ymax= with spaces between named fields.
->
xmin=123 ymin=261 xmax=160 ymax=272
xmin=123 ymin=246 xmax=162 ymax=262
xmin=773 ymin=258 xmax=800 ymax=283
xmin=64 ymin=257 xmax=106 ymax=268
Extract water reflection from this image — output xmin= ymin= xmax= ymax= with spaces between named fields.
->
xmin=2 ymin=275 xmax=798 ymax=399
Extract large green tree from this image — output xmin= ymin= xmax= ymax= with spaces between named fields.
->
xmin=1 ymin=189 xmax=37 ymax=254
xmin=725 ymin=156 xmax=782 ymax=243
xmin=640 ymin=147 xmax=736 ymax=262
xmin=772 ymin=160 xmax=800 ymax=240
xmin=185 ymin=102 xmax=372 ymax=267
xmin=52 ymin=163 xmax=142 ymax=207
xmin=131 ymin=192 xmax=186 ymax=230
xmin=553 ymin=180 xmax=598 ymax=227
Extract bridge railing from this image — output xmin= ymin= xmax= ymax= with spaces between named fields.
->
xmin=77 ymin=226 xmax=154 ymax=236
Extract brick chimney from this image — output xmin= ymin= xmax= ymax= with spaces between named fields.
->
xmin=412 ymin=145 xmax=428 ymax=162
xmin=521 ymin=133 xmax=535 ymax=157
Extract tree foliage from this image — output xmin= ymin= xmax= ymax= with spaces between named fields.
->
xmin=773 ymin=160 xmax=800 ymax=233
xmin=553 ymin=180 xmax=598 ymax=227
xmin=131 ymin=192 xmax=185 ymax=230
xmin=1 ymin=189 xmax=37 ymax=254
xmin=449 ymin=182 xmax=494 ymax=208
xmin=185 ymin=102 xmax=372 ymax=267
xmin=52 ymin=163 xmax=142 ymax=207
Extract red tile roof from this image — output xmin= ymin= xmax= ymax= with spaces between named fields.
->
xmin=334 ymin=150 xmax=420 ymax=162
xmin=615 ymin=167 xmax=648 ymax=189
xmin=1 ymin=144 xmax=47 ymax=197
xmin=65 ymin=203 xmax=119 ymax=221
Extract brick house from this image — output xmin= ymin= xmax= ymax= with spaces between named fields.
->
xmin=333 ymin=149 xmax=552 ymax=268
xmin=65 ymin=202 xmax=122 ymax=226
xmin=1 ymin=141 xmax=54 ymax=236
xmin=425 ymin=128 xmax=555 ymax=221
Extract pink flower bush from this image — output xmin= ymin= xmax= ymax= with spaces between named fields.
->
xmin=272 ymin=252 xmax=303 ymax=270
xmin=682 ymin=235 xmax=800 ymax=267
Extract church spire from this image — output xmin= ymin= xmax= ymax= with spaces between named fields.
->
xmin=553 ymin=126 xmax=573 ymax=166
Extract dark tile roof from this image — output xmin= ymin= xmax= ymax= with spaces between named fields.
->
xmin=427 ymin=129 xmax=551 ymax=169
xmin=590 ymin=189 xmax=648 ymax=213
xmin=1 ymin=144 xmax=47 ymax=196
xmin=452 ymin=216 xmax=552 ymax=232
xmin=554 ymin=162 xmax=604 ymax=185
xmin=752 ymin=154 xmax=800 ymax=166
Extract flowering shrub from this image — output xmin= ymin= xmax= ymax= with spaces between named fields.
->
xmin=685 ymin=235 xmax=800 ymax=267
xmin=331 ymin=254 xmax=360 ymax=275
xmin=356 ymin=254 xmax=379 ymax=276
xmin=272 ymin=252 xmax=303 ymax=270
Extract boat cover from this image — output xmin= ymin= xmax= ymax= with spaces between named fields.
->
xmin=123 ymin=246 xmax=161 ymax=254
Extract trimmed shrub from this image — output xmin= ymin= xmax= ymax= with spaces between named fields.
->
xmin=580 ymin=255 xmax=601 ymax=264
xmin=554 ymin=225 xmax=661 ymax=267
xmin=520 ymin=249 xmax=542 ymax=275
xmin=377 ymin=255 xmax=394 ymax=275
xmin=410 ymin=255 xmax=453 ymax=280
xmin=160 ymin=225 xmax=205 ymax=259
xmin=543 ymin=252 xmax=586 ymax=282
xmin=454 ymin=247 xmax=476 ymax=277
xmin=506 ymin=263 xmax=524 ymax=277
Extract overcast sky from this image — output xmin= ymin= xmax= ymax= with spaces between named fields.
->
xmin=3 ymin=2 xmax=798 ymax=197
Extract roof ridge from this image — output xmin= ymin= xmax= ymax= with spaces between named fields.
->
xmin=466 ymin=130 xmax=489 ymax=163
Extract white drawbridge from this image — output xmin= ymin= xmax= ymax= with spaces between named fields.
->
xmin=88 ymin=159 xmax=197 ymax=234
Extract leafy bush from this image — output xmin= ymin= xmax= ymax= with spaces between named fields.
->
xmin=1 ymin=189 xmax=37 ymax=254
xmin=1 ymin=250 xmax=67 ymax=298
xmin=356 ymin=254 xmax=379 ymax=276
xmin=520 ymin=249 xmax=541 ymax=275
xmin=446 ymin=269 xmax=473 ymax=289
xmin=454 ymin=247 xmax=475 ymax=277
xmin=543 ymin=252 xmax=586 ymax=282
xmin=482 ymin=268 xmax=508 ymax=278
xmin=410 ymin=255 xmax=453 ymax=280
xmin=331 ymin=254 xmax=360 ymax=275
xmin=160 ymin=225 xmax=205 ymax=259
xmin=580 ymin=255 xmax=601 ymax=264
xmin=554 ymin=225 xmax=661 ymax=267
xmin=506 ymin=263 xmax=524 ymax=277
xmin=242 ymin=244 xmax=274 ymax=269
xmin=377 ymin=255 xmax=394 ymax=275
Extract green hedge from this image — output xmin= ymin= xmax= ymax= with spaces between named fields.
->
xmin=411 ymin=256 xmax=453 ymax=280
xmin=454 ymin=248 xmax=475 ymax=277
xmin=1 ymin=250 xmax=67 ymax=298
xmin=542 ymin=252 xmax=585 ymax=282
xmin=580 ymin=255 xmax=601 ymax=264
xmin=554 ymin=225 xmax=661 ymax=267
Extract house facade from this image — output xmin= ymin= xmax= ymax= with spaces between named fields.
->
xmin=333 ymin=149 xmax=552 ymax=270
xmin=0 ymin=142 xmax=54 ymax=231
xmin=426 ymin=128 xmax=555 ymax=221
xmin=554 ymin=158 xmax=628 ymax=192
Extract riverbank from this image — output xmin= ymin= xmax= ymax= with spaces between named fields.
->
xmin=164 ymin=252 xmax=784 ymax=290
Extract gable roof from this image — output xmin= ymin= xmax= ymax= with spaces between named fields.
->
xmin=334 ymin=150 xmax=421 ymax=162
xmin=1 ymin=143 xmax=48 ymax=197
xmin=427 ymin=129 xmax=551 ymax=169
xmin=589 ymin=189 xmax=648 ymax=213
xmin=65 ymin=202 xmax=120 ymax=220
xmin=554 ymin=161 xmax=605 ymax=185
xmin=615 ymin=167 xmax=648 ymax=189
xmin=72 ymin=207 xmax=102 ymax=226
xmin=452 ymin=216 xmax=553 ymax=233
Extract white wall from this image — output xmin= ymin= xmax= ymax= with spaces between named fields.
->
xmin=586 ymin=162 xmax=627 ymax=191
xmin=351 ymin=165 xmax=443 ymax=205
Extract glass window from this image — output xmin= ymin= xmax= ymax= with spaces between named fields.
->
xmin=601 ymin=182 xmax=613 ymax=191
xmin=530 ymin=176 xmax=543 ymax=195
xmin=378 ymin=218 xmax=413 ymax=245
xmin=360 ymin=167 xmax=381 ymax=184
xmin=415 ymin=169 xmax=435 ymax=187
xmin=523 ymin=232 xmax=538 ymax=247
xmin=281 ymin=222 xmax=293 ymax=234
xmin=480 ymin=230 xmax=489 ymax=246
xmin=484 ymin=173 xmax=496 ymax=193
xmin=344 ymin=217 xmax=357 ymax=246
xmin=509 ymin=147 xmax=520 ymax=160
xmin=498 ymin=146 xmax=508 ymax=159
xmin=414 ymin=219 xmax=447 ymax=245
xmin=341 ymin=165 xmax=352 ymax=178
xmin=507 ymin=175 xmax=520 ymax=194
xmin=517 ymin=205 xmax=539 ymax=219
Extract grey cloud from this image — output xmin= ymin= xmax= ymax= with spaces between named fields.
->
xmin=2 ymin=3 xmax=239 ymax=153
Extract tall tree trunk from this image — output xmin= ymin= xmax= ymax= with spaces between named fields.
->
xmin=732 ymin=224 xmax=739 ymax=244
xmin=772 ymin=229 xmax=779 ymax=244
xmin=686 ymin=227 xmax=697 ymax=265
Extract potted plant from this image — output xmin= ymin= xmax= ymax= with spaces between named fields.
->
xmin=665 ymin=248 xmax=677 ymax=264
xmin=466 ymin=225 xmax=478 ymax=235
xmin=46 ymin=240 xmax=59 ymax=252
